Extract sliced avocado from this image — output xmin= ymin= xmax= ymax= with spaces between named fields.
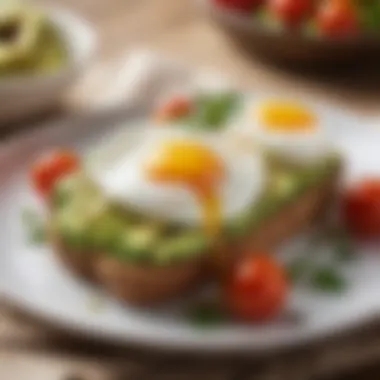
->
xmin=55 ymin=208 xmax=91 ymax=250
xmin=270 ymin=172 xmax=299 ymax=198
xmin=155 ymin=231 xmax=209 ymax=265
xmin=54 ymin=184 xmax=110 ymax=251
xmin=52 ymin=172 xmax=100 ymax=210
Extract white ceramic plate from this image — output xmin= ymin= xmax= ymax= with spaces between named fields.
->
xmin=1 ymin=106 xmax=380 ymax=353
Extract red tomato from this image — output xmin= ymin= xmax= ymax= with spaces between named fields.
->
xmin=31 ymin=150 xmax=80 ymax=197
xmin=343 ymin=179 xmax=380 ymax=239
xmin=213 ymin=0 xmax=264 ymax=12
xmin=225 ymin=254 xmax=288 ymax=322
xmin=155 ymin=96 xmax=192 ymax=122
xmin=316 ymin=0 xmax=359 ymax=37
xmin=268 ymin=0 xmax=313 ymax=27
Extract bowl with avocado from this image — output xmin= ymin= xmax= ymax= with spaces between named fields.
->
xmin=0 ymin=4 xmax=96 ymax=123
xmin=48 ymin=153 xmax=341 ymax=305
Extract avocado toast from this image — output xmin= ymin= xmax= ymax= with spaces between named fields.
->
xmin=49 ymin=153 xmax=340 ymax=305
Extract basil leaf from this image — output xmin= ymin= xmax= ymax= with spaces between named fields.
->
xmin=186 ymin=92 xmax=240 ymax=131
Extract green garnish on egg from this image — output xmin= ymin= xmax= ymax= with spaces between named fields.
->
xmin=185 ymin=92 xmax=240 ymax=131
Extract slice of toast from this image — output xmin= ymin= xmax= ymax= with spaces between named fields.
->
xmin=52 ymin=169 xmax=339 ymax=306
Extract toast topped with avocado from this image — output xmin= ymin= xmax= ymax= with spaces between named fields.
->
xmin=49 ymin=153 xmax=340 ymax=304
xmin=29 ymin=93 xmax=342 ymax=309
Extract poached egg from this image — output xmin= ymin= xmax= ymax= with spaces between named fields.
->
xmin=88 ymin=129 xmax=265 ymax=235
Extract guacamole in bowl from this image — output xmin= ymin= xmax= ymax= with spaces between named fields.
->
xmin=0 ymin=4 xmax=67 ymax=77
xmin=0 ymin=4 xmax=96 ymax=124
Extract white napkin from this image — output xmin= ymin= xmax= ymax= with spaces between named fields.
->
xmin=86 ymin=49 xmax=236 ymax=110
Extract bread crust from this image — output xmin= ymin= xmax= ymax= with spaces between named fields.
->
xmin=53 ymin=238 xmax=97 ymax=282
xmin=95 ymin=256 xmax=201 ymax=305
xmin=53 ymin=237 xmax=202 ymax=305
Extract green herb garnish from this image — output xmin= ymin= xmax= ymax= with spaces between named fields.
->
xmin=22 ymin=208 xmax=46 ymax=244
xmin=287 ymin=224 xmax=353 ymax=293
xmin=310 ymin=266 xmax=347 ymax=293
xmin=186 ymin=92 xmax=240 ymax=131
xmin=187 ymin=302 xmax=226 ymax=328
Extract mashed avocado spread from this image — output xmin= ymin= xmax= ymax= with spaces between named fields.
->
xmin=50 ymin=155 xmax=340 ymax=265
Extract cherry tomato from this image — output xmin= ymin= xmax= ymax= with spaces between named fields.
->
xmin=155 ymin=96 xmax=192 ymax=123
xmin=268 ymin=0 xmax=313 ymax=27
xmin=31 ymin=149 xmax=80 ymax=197
xmin=316 ymin=0 xmax=359 ymax=37
xmin=213 ymin=0 xmax=264 ymax=12
xmin=343 ymin=179 xmax=380 ymax=239
xmin=225 ymin=254 xmax=288 ymax=322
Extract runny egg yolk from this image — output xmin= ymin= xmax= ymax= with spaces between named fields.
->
xmin=258 ymin=101 xmax=317 ymax=133
xmin=146 ymin=140 xmax=225 ymax=236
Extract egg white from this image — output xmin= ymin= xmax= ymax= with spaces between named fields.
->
xmin=230 ymin=97 xmax=334 ymax=164
xmin=87 ymin=128 xmax=266 ymax=226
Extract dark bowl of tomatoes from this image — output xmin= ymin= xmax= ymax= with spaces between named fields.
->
xmin=199 ymin=0 xmax=380 ymax=65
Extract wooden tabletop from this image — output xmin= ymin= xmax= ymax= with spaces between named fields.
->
xmin=40 ymin=0 xmax=380 ymax=117
xmin=3 ymin=0 xmax=380 ymax=379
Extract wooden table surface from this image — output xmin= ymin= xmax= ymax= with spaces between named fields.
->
xmin=3 ymin=0 xmax=380 ymax=379
xmin=41 ymin=0 xmax=380 ymax=117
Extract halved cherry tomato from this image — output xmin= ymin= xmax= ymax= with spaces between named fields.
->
xmin=268 ymin=0 xmax=313 ymax=27
xmin=213 ymin=0 xmax=264 ymax=12
xmin=224 ymin=254 xmax=288 ymax=322
xmin=316 ymin=0 xmax=359 ymax=37
xmin=31 ymin=149 xmax=80 ymax=197
xmin=155 ymin=96 xmax=192 ymax=123
xmin=343 ymin=179 xmax=380 ymax=239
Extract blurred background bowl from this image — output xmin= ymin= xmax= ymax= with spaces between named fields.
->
xmin=0 ymin=7 xmax=97 ymax=125
xmin=199 ymin=0 xmax=380 ymax=67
